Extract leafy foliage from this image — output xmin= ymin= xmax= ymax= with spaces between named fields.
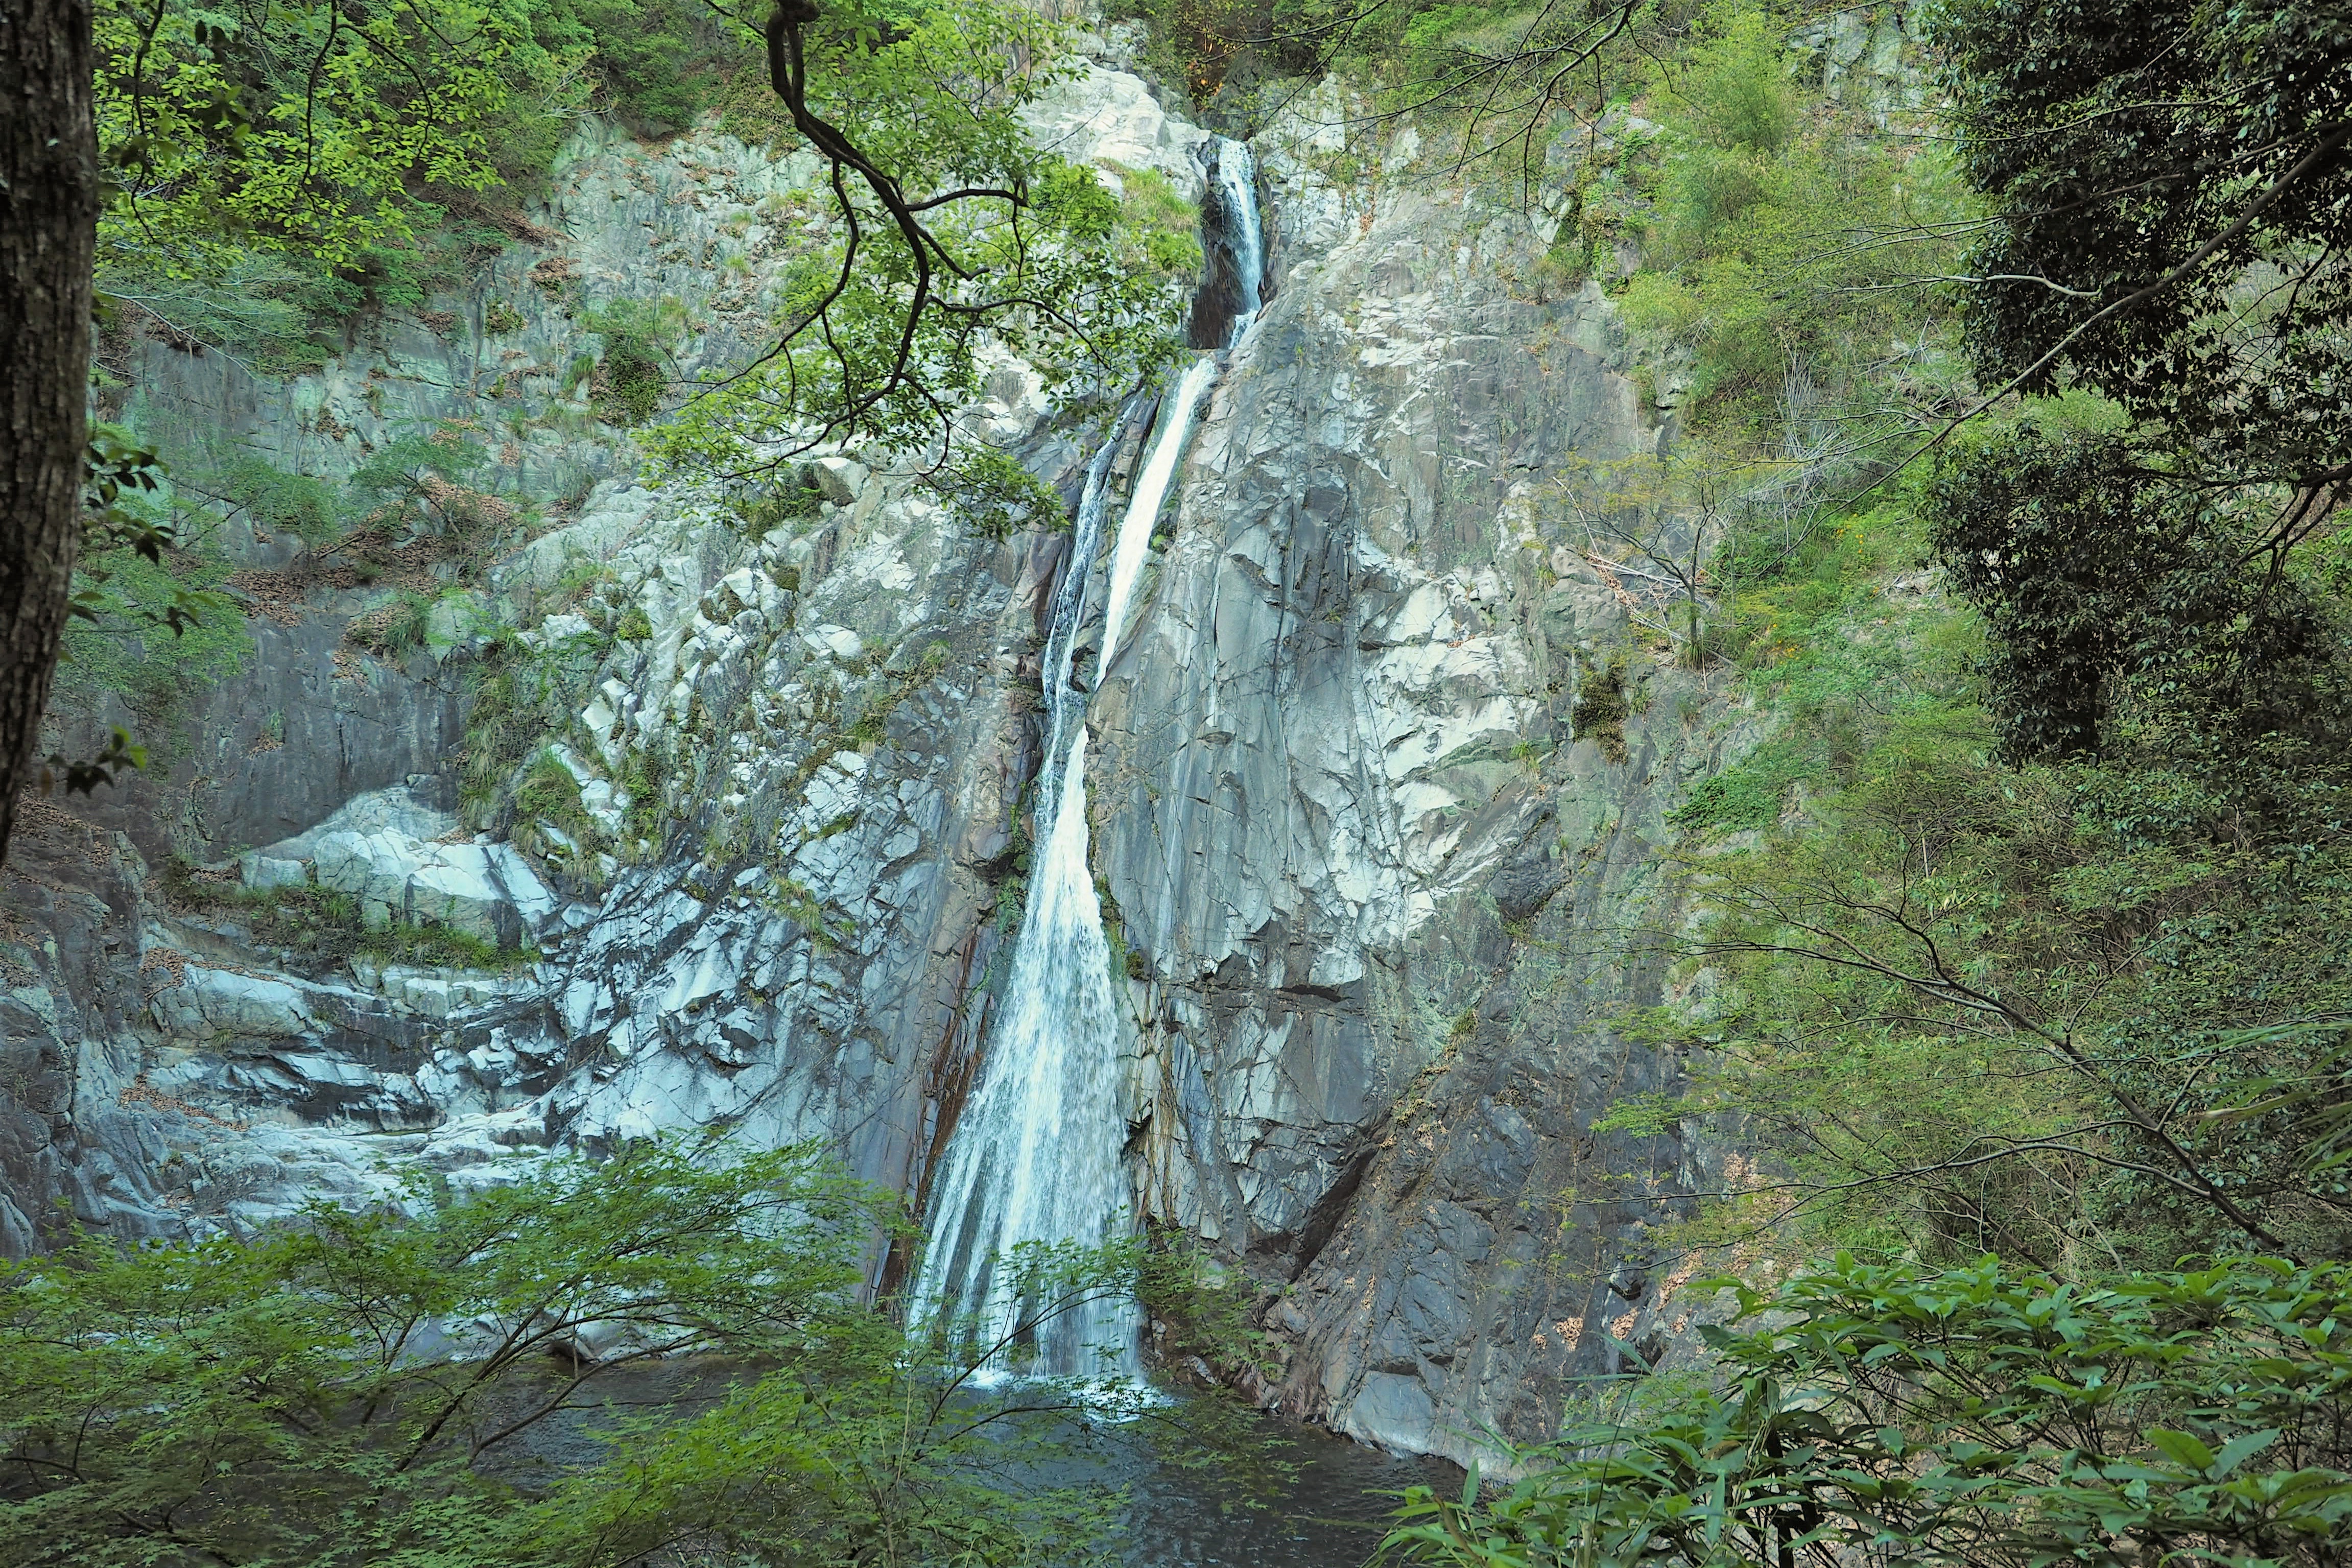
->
xmin=0 ymin=1136 xmax=1168 ymax=1568
xmin=952 ymin=445 xmax=1068 ymax=539
xmin=1617 ymin=444 xmax=2352 ymax=1268
xmin=527 ymin=0 xmax=736 ymax=134
xmin=1613 ymin=8 xmax=1965 ymax=444
xmin=206 ymin=449 xmax=343 ymax=545
xmin=347 ymin=422 xmax=523 ymax=567
xmin=57 ymin=434 xmax=253 ymax=740
xmin=582 ymin=296 xmax=688 ymax=427
xmin=1933 ymin=0 xmax=2352 ymax=489
xmin=515 ymin=747 xmax=606 ymax=859
xmin=1916 ymin=0 xmax=2352 ymax=872
xmin=1384 ymin=1253 xmax=2352 ymax=1566
xmin=94 ymin=0 xmax=569 ymax=277
xmin=1928 ymin=427 xmax=2349 ymax=778
xmin=650 ymin=1 xmax=1185 ymax=479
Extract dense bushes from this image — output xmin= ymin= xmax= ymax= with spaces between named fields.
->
xmin=90 ymin=0 xmax=752 ymax=360
xmin=1610 ymin=9 xmax=1964 ymax=442
xmin=1390 ymin=1254 xmax=2352 ymax=1567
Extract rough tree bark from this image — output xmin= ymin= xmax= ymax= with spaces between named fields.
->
xmin=0 ymin=1 xmax=98 ymax=866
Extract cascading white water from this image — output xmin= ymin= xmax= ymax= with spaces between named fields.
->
xmin=1209 ymin=140 xmax=1265 ymax=328
xmin=913 ymin=137 xmax=1264 ymax=1382
xmin=1097 ymin=355 xmax=1216 ymax=680
xmin=912 ymin=430 xmax=1131 ymax=1379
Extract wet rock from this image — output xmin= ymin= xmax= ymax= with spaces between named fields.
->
xmin=1346 ymin=1372 xmax=1437 ymax=1456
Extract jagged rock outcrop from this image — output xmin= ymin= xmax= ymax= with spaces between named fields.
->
xmin=1081 ymin=116 xmax=1745 ymax=1464
xmin=10 ymin=49 xmax=1764 ymax=1470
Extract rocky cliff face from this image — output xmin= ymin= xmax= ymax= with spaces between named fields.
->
xmin=7 ymin=53 xmax=1744 ymax=1467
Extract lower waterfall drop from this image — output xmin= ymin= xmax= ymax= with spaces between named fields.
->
xmin=912 ymin=137 xmax=1262 ymax=1382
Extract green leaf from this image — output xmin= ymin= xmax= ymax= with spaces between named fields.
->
xmin=2211 ymin=1429 xmax=2280 ymax=1477
xmin=2145 ymin=1429 xmax=2216 ymax=1473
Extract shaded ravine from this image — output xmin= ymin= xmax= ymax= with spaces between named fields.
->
xmin=913 ymin=138 xmax=1265 ymax=1379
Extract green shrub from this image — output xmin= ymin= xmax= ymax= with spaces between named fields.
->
xmin=458 ymin=640 xmax=542 ymax=823
xmin=1663 ymin=7 xmax=1797 ymax=153
xmin=1603 ymin=9 xmax=1966 ymax=441
xmin=1669 ymin=733 xmax=1813 ymax=831
xmin=211 ymin=454 xmax=340 ymax=546
xmin=1106 ymin=162 xmax=1204 ymax=278
xmin=366 ymin=919 xmax=535 ymax=971
xmin=740 ymin=475 xmax=824 ymax=533
xmin=484 ymin=298 xmax=527 ymax=334
xmin=583 ymin=296 xmax=686 ymax=426
xmin=1387 ymin=1255 xmax=2352 ymax=1568
xmin=344 ymin=591 xmax=433 ymax=657
xmin=98 ymin=253 xmax=348 ymax=374
xmin=1572 ymin=654 xmax=1629 ymax=761
xmin=349 ymin=423 xmax=492 ymax=502
xmin=949 ymin=446 xmax=1063 ymax=539
xmin=57 ymin=540 xmax=252 ymax=737
xmin=515 ymin=748 xmax=603 ymax=852
xmin=547 ymin=0 xmax=736 ymax=133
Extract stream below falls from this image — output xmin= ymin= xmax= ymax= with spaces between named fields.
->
xmin=1113 ymin=1405 xmax=1459 ymax=1567
xmin=506 ymin=1361 xmax=1458 ymax=1567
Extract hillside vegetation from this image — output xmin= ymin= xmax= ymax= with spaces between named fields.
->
xmin=1292 ymin=0 xmax=2352 ymax=1561
xmin=15 ymin=0 xmax=2351 ymax=1562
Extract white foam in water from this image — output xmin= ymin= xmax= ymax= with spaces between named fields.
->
xmin=913 ymin=136 xmax=1264 ymax=1386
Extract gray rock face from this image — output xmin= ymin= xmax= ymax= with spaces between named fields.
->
xmin=313 ymin=828 xmax=556 ymax=946
xmin=6 ymin=57 xmax=1761 ymax=1471
xmin=1073 ymin=127 xmax=1744 ymax=1463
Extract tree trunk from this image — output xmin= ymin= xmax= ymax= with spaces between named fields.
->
xmin=0 ymin=1 xmax=97 ymax=865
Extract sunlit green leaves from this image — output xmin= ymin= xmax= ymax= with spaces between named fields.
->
xmin=1384 ymin=1254 xmax=2352 ymax=1567
xmin=654 ymin=0 xmax=1185 ymax=480
xmin=94 ymin=1 xmax=575 ymax=277
xmin=0 ymin=1135 xmax=1153 ymax=1568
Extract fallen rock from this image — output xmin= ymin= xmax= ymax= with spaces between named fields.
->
xmin=315 ymin=831 xmax=557 ymax=948
xmin=153 ymin=966 xmax=318 ymax=1040
xmin=239 ymin=853 xmax=310 ymax=890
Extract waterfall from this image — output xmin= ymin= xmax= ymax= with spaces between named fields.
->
xmin=1210 ymin=140 xmax=1265 ymax=327
xmin=1097 ymin=355 xmax=1216 ymax=681
xmin=910 ymin=427 xmax=1138 ymax=1380
xmin=913 ymin=137 xmax=1263 ymax=1383
xmin=1189 ymin=139 xmax=1266 ymax=349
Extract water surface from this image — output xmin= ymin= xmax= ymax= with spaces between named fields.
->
xmin=1113 ymin=1408 xmax=1460 ymax=1568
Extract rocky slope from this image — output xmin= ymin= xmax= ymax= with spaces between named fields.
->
xmin=7 ymin=47 xmax=1763 ymax=1467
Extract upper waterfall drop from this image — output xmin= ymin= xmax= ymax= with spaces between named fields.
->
xmin=1189 ymin=137 xmax=1267 ymax=349
xmin=1097 ymin=355 xmax=1216 ymax=681
xmin=1213 ymin=139 xmax=1265 ymax=326
xmin=910 ymin=135 xmax=1264 ymax=1383
xmin=1097 ymin=138 xmax=1263 ymax=674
